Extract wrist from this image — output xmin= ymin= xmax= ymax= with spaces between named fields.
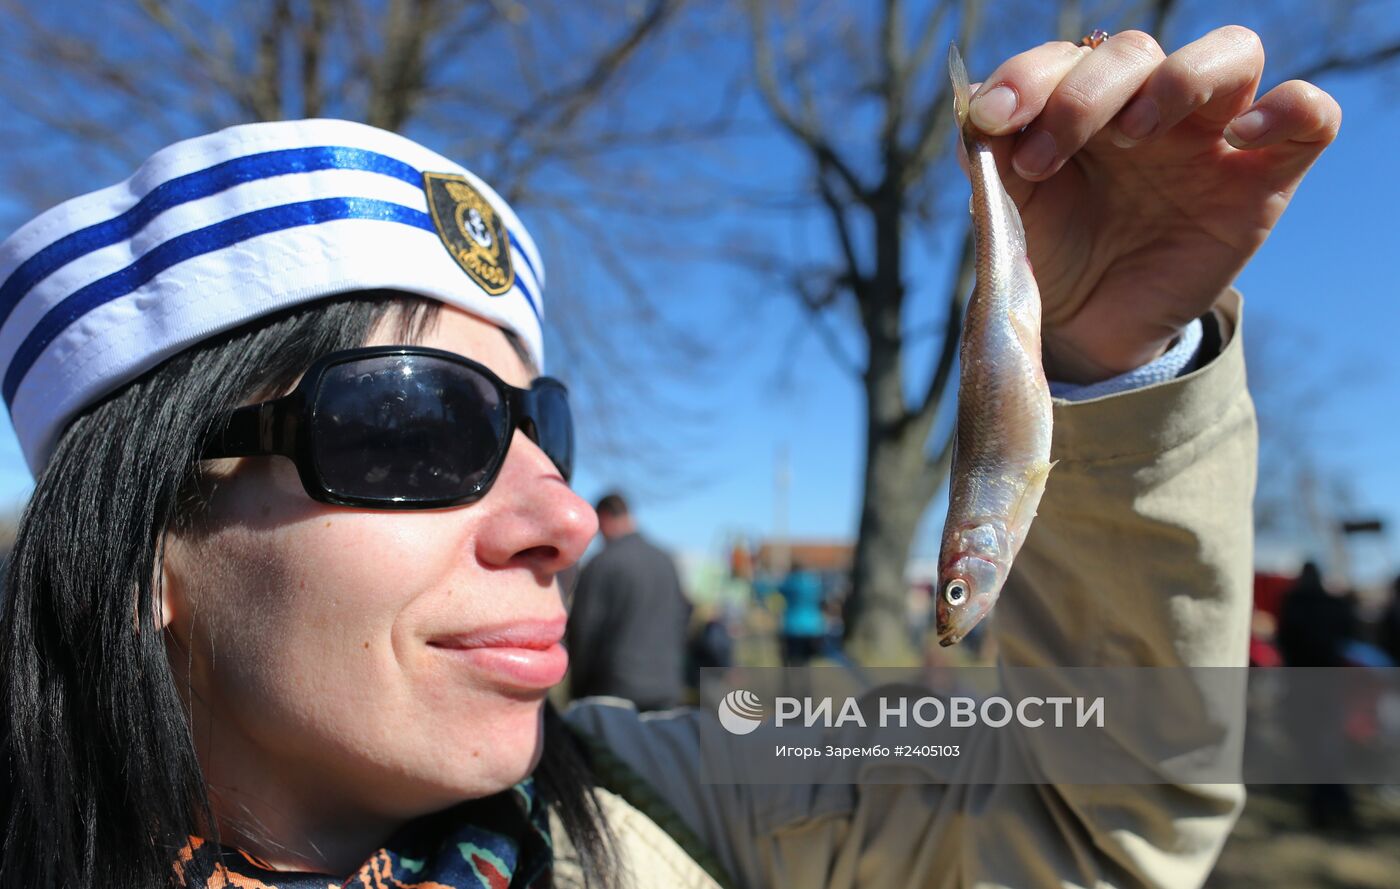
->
xmin=1047 ymin=292 xmax=1247 ymax=461
xmin=1042 ymin=327 xmax=1181 ymax=385
xmin=1049 ymin=318 xmax=1204 ymax=401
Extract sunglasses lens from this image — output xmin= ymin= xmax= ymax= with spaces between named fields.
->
xmin=311 ymin=355 xmax=507 ymax=503
xmin=533 ymin=382 xmax=574 ymax=482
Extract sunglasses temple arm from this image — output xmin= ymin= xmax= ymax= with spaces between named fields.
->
xmin=201 ymin=403 xmax=276 ymax=458
xmin=510 ymin=389 xmax=542 ymax=443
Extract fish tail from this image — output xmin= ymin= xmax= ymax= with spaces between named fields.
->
xmin=948 ymin=42 xmax=971 ymax=129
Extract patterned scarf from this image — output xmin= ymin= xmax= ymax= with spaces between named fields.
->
xmin=172 ymin=778 xmax=553 ymax=889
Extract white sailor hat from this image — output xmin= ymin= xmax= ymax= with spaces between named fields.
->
xmin=0 ymin=118 xmax=546 ymax=479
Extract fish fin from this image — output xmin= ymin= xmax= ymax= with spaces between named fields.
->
xmin=948 ymin=42 xmax=971 ymax=129
xmin=1001 ymin=188 xmax=1027 ymax=244
xmin=1007 ymin=459 xmax=1055 ymax=549
xmin=1005 ymin=298 xmax=1043 ymax=359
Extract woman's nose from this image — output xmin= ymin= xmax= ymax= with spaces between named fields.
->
xmin=473 ymin=429 xmax=597 ymax=580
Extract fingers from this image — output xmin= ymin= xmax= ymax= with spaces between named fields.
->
xmin=966 ymin=25 xmax=1338 ymax=193
xmin=1007 ymin=30 xmax=1166 ymax=180
xmin=967 ymin=41 xmax=1090 ymax=135
xmin=1110 ymin=25 xmax=1265 ymax=146
xmin=1222 ymin=79 xmax=1342 ymax=150
xmin=1222 ymin=79 xmax=1342 ymax=189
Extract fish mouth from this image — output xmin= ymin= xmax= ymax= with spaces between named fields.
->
xmin=936 ymin=626 xmax=976 ymax=648
xmin=935 ymin=598 xmax=992 ymax=648
xmin=936 ymin=624 xmax=972 ymax=648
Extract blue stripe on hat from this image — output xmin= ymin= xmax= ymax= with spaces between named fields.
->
xmin=507 ymin=231 xmax=541 ymax=290
xmin=514 ymin=268 xmax=539 ymax=322
xmin=3 ymin=195 xmax=543 ymax=407
xmin=0 ymin=147 xmax=423 ymax=333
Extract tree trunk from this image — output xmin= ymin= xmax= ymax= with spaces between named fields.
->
xmin=843 ymin=218 xmax=942 ymax=662
xmin=846 ymin=414 xmax=932 ymax=663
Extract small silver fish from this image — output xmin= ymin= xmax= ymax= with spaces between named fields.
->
xmin=936 ymin=44 xmax=1055 ymax=647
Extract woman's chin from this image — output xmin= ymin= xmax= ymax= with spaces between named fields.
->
xmin=432 ymin=696 xmax=548 ymax=802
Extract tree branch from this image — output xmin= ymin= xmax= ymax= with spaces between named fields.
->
xmin=921 ymin=425 xmax=957 ymax=502
xmin=877 ymin=0 xmax=905 ymax=153
xmin=503 ymin=0 xmax=676 ymax=144
xmin=816 ymin=162 xmax=869 ymax=293
xmin=918 ymin=224 xmax=972 ymax=424
xmin=492 ymin=0 xmax=678 ymax=191
xmin=340 ymin=0 xmax=378 ymax=106
xmin=548 ymin=200 xmax=715 ymax=366
xmin=791 ymin=271 xmax=864 ymax=378
xmin=900 ymin=0 xmax=980 ymax=190
xmin=136 ymin=0 xmax=258 ymax=117
xmin=300 ymin=0 xmax=332 ymax=118
xmin=252 ymin=0 xmax=292 ymax=120
xmin=1147 ymin=0 xmax=1180 ymax=41
xmin=902 ymin=0 xmax=957 ymax=97
xmin=1056 ymin=0 xmax=1083 ymax=44
xmin=746 ymin=0 xmax=868 ymax=201
xmin=368 ymin=0 xmax=439 ymax=130
xmin=719 ymin=246 xmax=864 ymax=378
xmin=423 ymin=2 xmax=505 ymax=70
xmin=1288 ymin=40 xmax=1400 ymax=82
xmin=0 ymin=83 xmax=144 ymax=167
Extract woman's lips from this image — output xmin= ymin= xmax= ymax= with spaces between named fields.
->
xmin=427 ymin=618 xmax=568 ymax=689
xmin=439 ymin=644 xmax=569 ymax=689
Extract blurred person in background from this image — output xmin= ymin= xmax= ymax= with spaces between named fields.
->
xmin=1277 ymin=562 xmax=1356 ymax=669
xmin=1379 ymin=574 xmax=1400 ymax=667
xmin=822 ymin=576 xmax=849 ymax=657
xmin=778 ymin=558 xmax=827 ymax=667
xmin=565 ymin=492 xmax=692 ymax=711
xmin=686 ymin=603 xmax=736 ymax=693
xmin=1277 ymin=561 xmax=1359 ymax=829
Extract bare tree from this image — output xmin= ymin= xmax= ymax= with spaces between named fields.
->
xmin=0 ymin=0 xmax=688 ymax=204
xmin=742 ymin=0 xmax=1400 ymax=660
xmin=0 ymin=0 xmax=727 ymax=483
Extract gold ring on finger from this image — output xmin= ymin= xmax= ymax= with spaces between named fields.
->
xmin=1080 ymin=29 xmax=1111 ymax=49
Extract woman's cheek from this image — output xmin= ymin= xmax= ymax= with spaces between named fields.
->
xmin=307 ymin=512 xmax=465 ymax=595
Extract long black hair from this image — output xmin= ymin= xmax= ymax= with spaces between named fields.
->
xmin=0 ymin=291 xmax=615 ymax=889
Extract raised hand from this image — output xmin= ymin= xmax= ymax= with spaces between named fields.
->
xmin=964 ymin=26 xmax=1341 ymax=383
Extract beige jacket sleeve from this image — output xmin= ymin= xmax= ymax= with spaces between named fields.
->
xmin=564 ymin=290 xmax=1256 ymax=889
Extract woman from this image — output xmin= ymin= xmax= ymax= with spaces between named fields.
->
xmin=0 ymin=25 xmax=1338 ymax=889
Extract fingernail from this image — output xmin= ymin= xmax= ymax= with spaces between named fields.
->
xmin=1013 ymin=131 xmax=1056 ymax=178
xmin=1114 ymin=98 xmax=1158 ymax=146
xmin=1224 ymin=109 xmax=1270 ymax=147
xmin=969 ymin=85 xmax=1018 ymax=132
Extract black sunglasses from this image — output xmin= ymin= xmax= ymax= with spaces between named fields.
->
xmin=200 ymin=345 xmax=573 ymax=509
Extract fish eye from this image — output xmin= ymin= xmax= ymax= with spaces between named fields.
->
xmin=944 ymin=580 xmax=968 ymax=605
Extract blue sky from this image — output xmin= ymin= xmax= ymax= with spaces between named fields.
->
xmin=0 ymin=8 xmax=1396 ymax=584
xmin=571 ymin=56 xmax=1400 ymax=579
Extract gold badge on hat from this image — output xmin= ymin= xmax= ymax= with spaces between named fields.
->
xmin=423 ymin=172 xmax=515 ymax=295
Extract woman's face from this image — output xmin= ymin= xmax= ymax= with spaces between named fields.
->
xmin=161 ymin=304 xmax=597 ymax=831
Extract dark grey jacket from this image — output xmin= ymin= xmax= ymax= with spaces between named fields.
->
xmin=565 ymin=531 xmax=691 ymax=711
